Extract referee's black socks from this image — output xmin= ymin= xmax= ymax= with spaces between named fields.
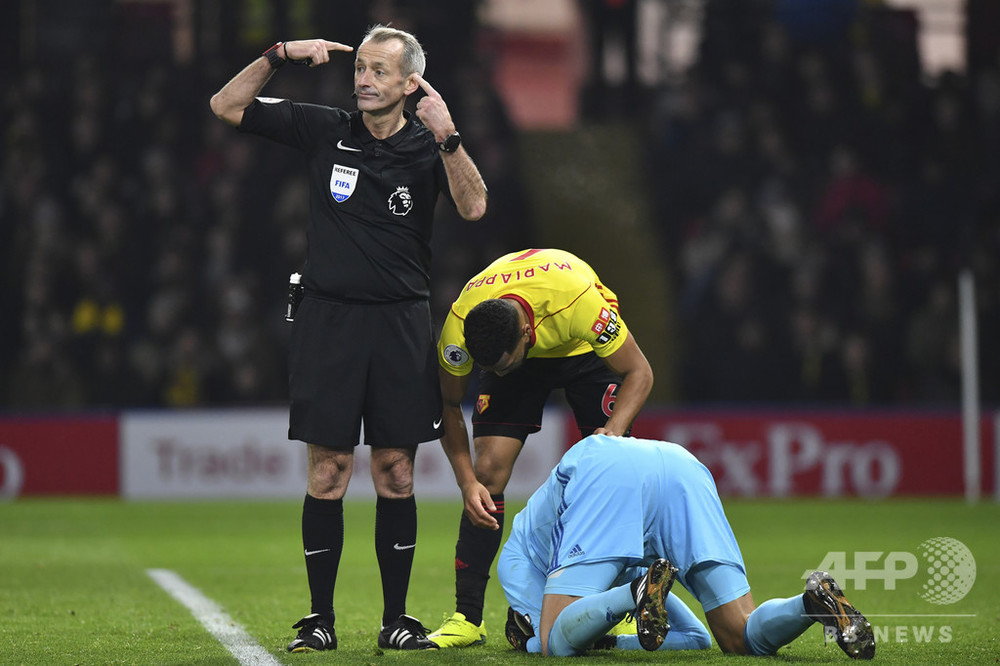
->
xmin=375 ymin=495 xmax=418 ymax=626
xmin=302 ymin=494 xmax=344 ymax=622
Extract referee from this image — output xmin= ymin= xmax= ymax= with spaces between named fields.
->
xmin=210 ymin=26 xmax=487 ymax=652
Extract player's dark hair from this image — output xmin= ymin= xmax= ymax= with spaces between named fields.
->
xmin=464 ymin=299 xmax=522 ymax=367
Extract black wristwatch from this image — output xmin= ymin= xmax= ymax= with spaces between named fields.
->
xmin=438 ymin=132 xmax=462 ymax=153
xmin=263 ymin=42 xmax=285 ymax=69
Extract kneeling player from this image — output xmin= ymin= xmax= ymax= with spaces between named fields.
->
xmin=497 ymin=435 xmax=876 ymax=659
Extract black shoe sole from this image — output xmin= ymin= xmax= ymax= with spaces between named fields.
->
xmin=805 ymin=571 xmax=876 ymax=660
xmin=505 ymin=607 xmax=533 ymax=651
xmin=636 ymin=558 xmax=678 ymax=651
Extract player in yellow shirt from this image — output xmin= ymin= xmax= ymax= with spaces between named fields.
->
xmin=428 ymin=248 xmax=654 ymax=648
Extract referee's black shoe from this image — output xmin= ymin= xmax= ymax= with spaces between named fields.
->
xmin=287 ymin=613 xmax=336 ymax=652
xmin=378 ymin=614 xmax=438 ymax=650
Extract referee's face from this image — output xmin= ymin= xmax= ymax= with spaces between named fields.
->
xmin=354 ymin=39 xmax=410 ymax=114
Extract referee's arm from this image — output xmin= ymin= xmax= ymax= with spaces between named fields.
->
xmin=210 ymin=57 xmax=275 ymax=127
xmin=413 ymin=73 xmax=487 ymax=221
xmin=442 ymin=148 xmax=488 ymax=221
xmin=210 ymin=39 xmax=352 ymax=127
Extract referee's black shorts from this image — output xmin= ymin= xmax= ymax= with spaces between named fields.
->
xmin=287 ymin=295 xmax=443 ymax=450
xmin=471 ymin=353 xmax=623 ymax=442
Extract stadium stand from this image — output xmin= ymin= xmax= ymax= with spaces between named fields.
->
xmin=638 ymin=0 xmax=999 ymax=405
xmin=1 ymin=0 xmax=996 ymax=409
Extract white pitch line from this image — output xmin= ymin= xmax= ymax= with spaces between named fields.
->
xmin=147 ymin=568 xmax=281 ymax=666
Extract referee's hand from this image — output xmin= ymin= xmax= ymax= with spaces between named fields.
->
xmin=283 ymin=39 xmax=353 ymax=67
xmin=413 ymin=74 xmax=457 ymax=144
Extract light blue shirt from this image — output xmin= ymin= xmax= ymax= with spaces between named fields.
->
xmin=509 ymin=435 xmax=745 ymax=586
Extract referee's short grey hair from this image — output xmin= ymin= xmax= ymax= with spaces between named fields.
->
xmin=360 ymin=24 xmax=426 ymax=76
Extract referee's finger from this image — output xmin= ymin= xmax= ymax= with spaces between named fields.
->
xmin=413 ymin=73 xmax=439 ymax=98
xmin=321 ymin=40 xmax=354 ymax=53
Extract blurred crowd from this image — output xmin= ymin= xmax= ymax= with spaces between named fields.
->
xmin=642 ymin=0 xmax=1000 ymax=405
xmin=0 ymin=1 xmax=527 ymax=409
xmin=2 ymin=0 xmax=997 ymax=410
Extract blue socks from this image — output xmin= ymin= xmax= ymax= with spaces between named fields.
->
xmin=547 ymin=584 xmax=634 ymax=656
xmin=540 ymin=577 xmax=814 ymax=655
xmin=614 ymin=593 xmax=711 ymax=651
xmin=744 ymin=595 xmax=814 ymax=655
xmin=545 ymin=584 xmax=712 ymax=655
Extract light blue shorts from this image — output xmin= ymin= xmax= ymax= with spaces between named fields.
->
xmin=499 ymin=549 xmax=750 ymax=628
xmin=685 ymin=560 xmax=751 ymax=612
xmin=498 ymin=437 xmax=751 ymax=628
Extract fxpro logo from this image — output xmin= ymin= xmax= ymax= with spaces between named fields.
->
xmin=804 ymin=537 xmax=977 ymax=604
xmin=665 ymin=422 xmax=900 ymax=497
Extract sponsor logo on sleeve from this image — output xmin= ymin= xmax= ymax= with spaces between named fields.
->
xmin=591 ymin=308 xmax=613 ymax=334
xmin=594 ymin=310 xmax=619 ymax=345
xmin=444 ymin=344 xmax=470 ymax=367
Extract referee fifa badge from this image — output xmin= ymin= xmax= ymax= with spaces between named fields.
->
xmin=330 ymin=164 xmax=358 ymax=202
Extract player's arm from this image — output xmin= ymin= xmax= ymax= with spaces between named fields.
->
xmin=210 ymin=39 xmax=353 ymax=127
xmin=595 ymin=331 xmax=653 ymax=437
xmin=413 ymin=74 xmax=487 ymax=221
xmin=438 ymin=368 xmax=499 ymax=530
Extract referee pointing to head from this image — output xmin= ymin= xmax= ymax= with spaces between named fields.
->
xmin=210 ymin=25 xmax=487 ymax=653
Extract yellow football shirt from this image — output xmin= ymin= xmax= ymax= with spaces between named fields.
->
xmin=438 ymin=249 xmax=629 ymax=377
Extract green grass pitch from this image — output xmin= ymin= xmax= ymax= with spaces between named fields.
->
xmin=1 ymin=497 xmax=997 ymax=664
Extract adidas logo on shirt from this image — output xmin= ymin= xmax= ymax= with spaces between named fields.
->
xmin=567 ymin=544 xmax=585 ymax=558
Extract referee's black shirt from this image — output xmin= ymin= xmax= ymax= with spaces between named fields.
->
xmin=240 ymin=98 xmax=453 ymax=303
